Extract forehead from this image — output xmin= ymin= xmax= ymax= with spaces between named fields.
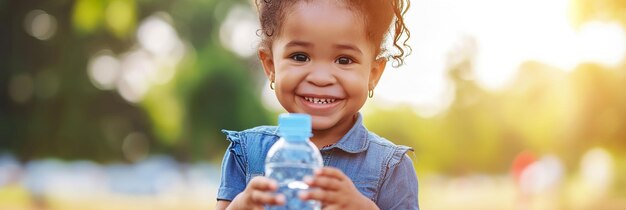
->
xmin=278 ymin=0 xmax=367 ymax=44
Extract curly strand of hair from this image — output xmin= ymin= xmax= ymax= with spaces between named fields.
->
xmin=265 ymin=28 xmax=274 ymax=37
xmin=255 ymin=0 xmax=297 ymax=50
xmin=391 ymin=0 xmax=412 ymax=67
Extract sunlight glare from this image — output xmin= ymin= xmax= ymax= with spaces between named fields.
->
xmin=577 ymin=21 xmax=626 ymax=67
xmin=374 ymin=0 xmax=625 ymax=116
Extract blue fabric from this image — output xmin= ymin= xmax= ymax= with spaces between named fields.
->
xmin=217 ymin=113 xmax=420 ymax=209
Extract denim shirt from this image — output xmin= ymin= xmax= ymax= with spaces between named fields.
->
xmin=217 ymin=114 xmax=419 ymax=209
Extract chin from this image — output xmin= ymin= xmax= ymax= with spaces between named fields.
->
xmin=310 ymin=116 xmax=337 ymax=131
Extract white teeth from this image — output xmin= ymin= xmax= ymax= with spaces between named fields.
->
xmin=304 ymin=97 xmax=336 ymax=104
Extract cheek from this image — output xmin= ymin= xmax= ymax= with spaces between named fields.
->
xmin=275 ymin=76 xmax=293 ymax=96
xmin=346 ymin=83 xmax=368 ymax=112
xmin=341 ymin=72 xmax=370 ymax=96
xmin=274 ymin=76 xmax=295 ymax=111
xmin=274 ymin=68 xmax=305 ymax=99
xmin=275 ymin=67 xmax=300 ymax=87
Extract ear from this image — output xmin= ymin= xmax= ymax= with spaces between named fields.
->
xmin=258 ymin=49 xmax=275 ymax=82
xmin=368 ymin=58 xmax=387 ymax=90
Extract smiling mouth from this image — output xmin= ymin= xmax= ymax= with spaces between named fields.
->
xmin=303 ymin=96 xmax=337 ymax=104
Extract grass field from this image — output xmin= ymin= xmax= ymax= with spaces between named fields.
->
xmin=1 ymin=175 xmax=624 ymax=210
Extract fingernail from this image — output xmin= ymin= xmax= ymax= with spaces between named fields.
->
xmin=298 ymin=191 xmax=308 ymax=199
xmin=269 ymin=181 xmax=278 ymax=189
xmin=276 ymin=194 xmax=286 ymax=204
xmin=303 ymin=176 xmax=313 ymax=183
xmin=314 ymin=168 xmax=322 ymax=175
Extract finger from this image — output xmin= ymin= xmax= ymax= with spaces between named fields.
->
xmin=250 ymin=190 xmax=286 ymax=206
xmin=305 ymin=176 xmax=342 ymax=191
xmin=299 ymin=188 xmax=339 ymax=204
xmin=323 ymin=206 xmax=344 ymax=210
xmin=315 ymin=167 xmax=348 ymax=181
xmin=248 ymin=176 xmax=278 ymax=191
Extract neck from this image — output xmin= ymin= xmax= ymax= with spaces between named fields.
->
xmin=310 ymin=114 xmax=358 ymax=149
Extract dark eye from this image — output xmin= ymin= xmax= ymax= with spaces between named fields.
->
xmin=336 ymin=57 xmax=354 ymax=65
xmin=290 ymin=53 xmax=310 ymax=62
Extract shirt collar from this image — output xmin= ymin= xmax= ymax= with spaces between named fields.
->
xmin=321 ymin=113 xmax=369 ymax=153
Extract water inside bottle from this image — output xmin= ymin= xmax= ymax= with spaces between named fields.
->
xmin=266 ymin=163 xmax=321 ymax=210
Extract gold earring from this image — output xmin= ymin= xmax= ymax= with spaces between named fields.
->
xmin=368 ymin=89 xmax=374 ymax=98
xmin=270 ymin=81 xmax=275 ymax=90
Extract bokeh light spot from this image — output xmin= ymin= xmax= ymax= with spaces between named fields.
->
xmin=117 ymin=50 xmax=154 ymax=103
xmin=136 ymin=13 xmax=184 ymax=85
xmin=580 ymin=148 xmax=614 ymax=195
xmin=9 ymin=74 xmax=35 ymax=104
xmin=122 ymin=132 xmax=150 ymax=163
xmin=24 ymin=10 xmax=57 ymax=40
xmin=138 ymin=13 xmax=178 ymax=58
xmin=219 ymin=5 xmax=260 ymax=58
xmin=88 ymin=50 xmax=121 ymax=90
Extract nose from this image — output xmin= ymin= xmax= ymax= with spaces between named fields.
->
xmin=305 ymin=63 xmax=336 ymax=87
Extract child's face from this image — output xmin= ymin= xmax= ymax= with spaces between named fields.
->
xmin=260 ymin=0 xmax=386 ymax=133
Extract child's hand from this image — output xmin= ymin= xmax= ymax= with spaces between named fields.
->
xmin=300 ymin=167 xmax=379 ymax=210
xmin=227 ymin=176 xmax=285 ymax=210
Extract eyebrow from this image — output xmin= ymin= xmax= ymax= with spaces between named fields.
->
xmin=284 ymin=41 xmax=313 ymax=48
xmin=284 ymin=41 xmax=363 ymax=55
xmin=334 ymin=44 xmax=363 ymax=55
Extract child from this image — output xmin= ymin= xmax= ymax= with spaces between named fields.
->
xmin=216 ymin=0 xmax=418 ymax=209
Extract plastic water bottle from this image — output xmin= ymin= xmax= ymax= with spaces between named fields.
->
xmin=265 ymin=113 xmax=323 ymax=210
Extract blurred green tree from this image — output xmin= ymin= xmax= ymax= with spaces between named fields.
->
xmin=0 ymin=0 xmax=271 ymax=163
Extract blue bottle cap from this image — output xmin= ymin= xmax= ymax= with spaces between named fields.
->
xmin=278 ymin=113 xmax=312 ymax=139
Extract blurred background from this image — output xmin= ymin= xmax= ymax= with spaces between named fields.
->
xmin=1 ymin=0 xmax=625 ymax=209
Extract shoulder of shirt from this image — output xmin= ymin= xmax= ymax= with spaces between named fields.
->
xmin=221 ymin=125 xmax=279 ymax=143
xmin=365 ymin=130 xmax=414 ymax=168
xmin=240 ymin=125 xmax=279 ymax=136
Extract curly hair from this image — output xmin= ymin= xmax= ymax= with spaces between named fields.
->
xmin=255 ymin=0 xmax=412 ymax=66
